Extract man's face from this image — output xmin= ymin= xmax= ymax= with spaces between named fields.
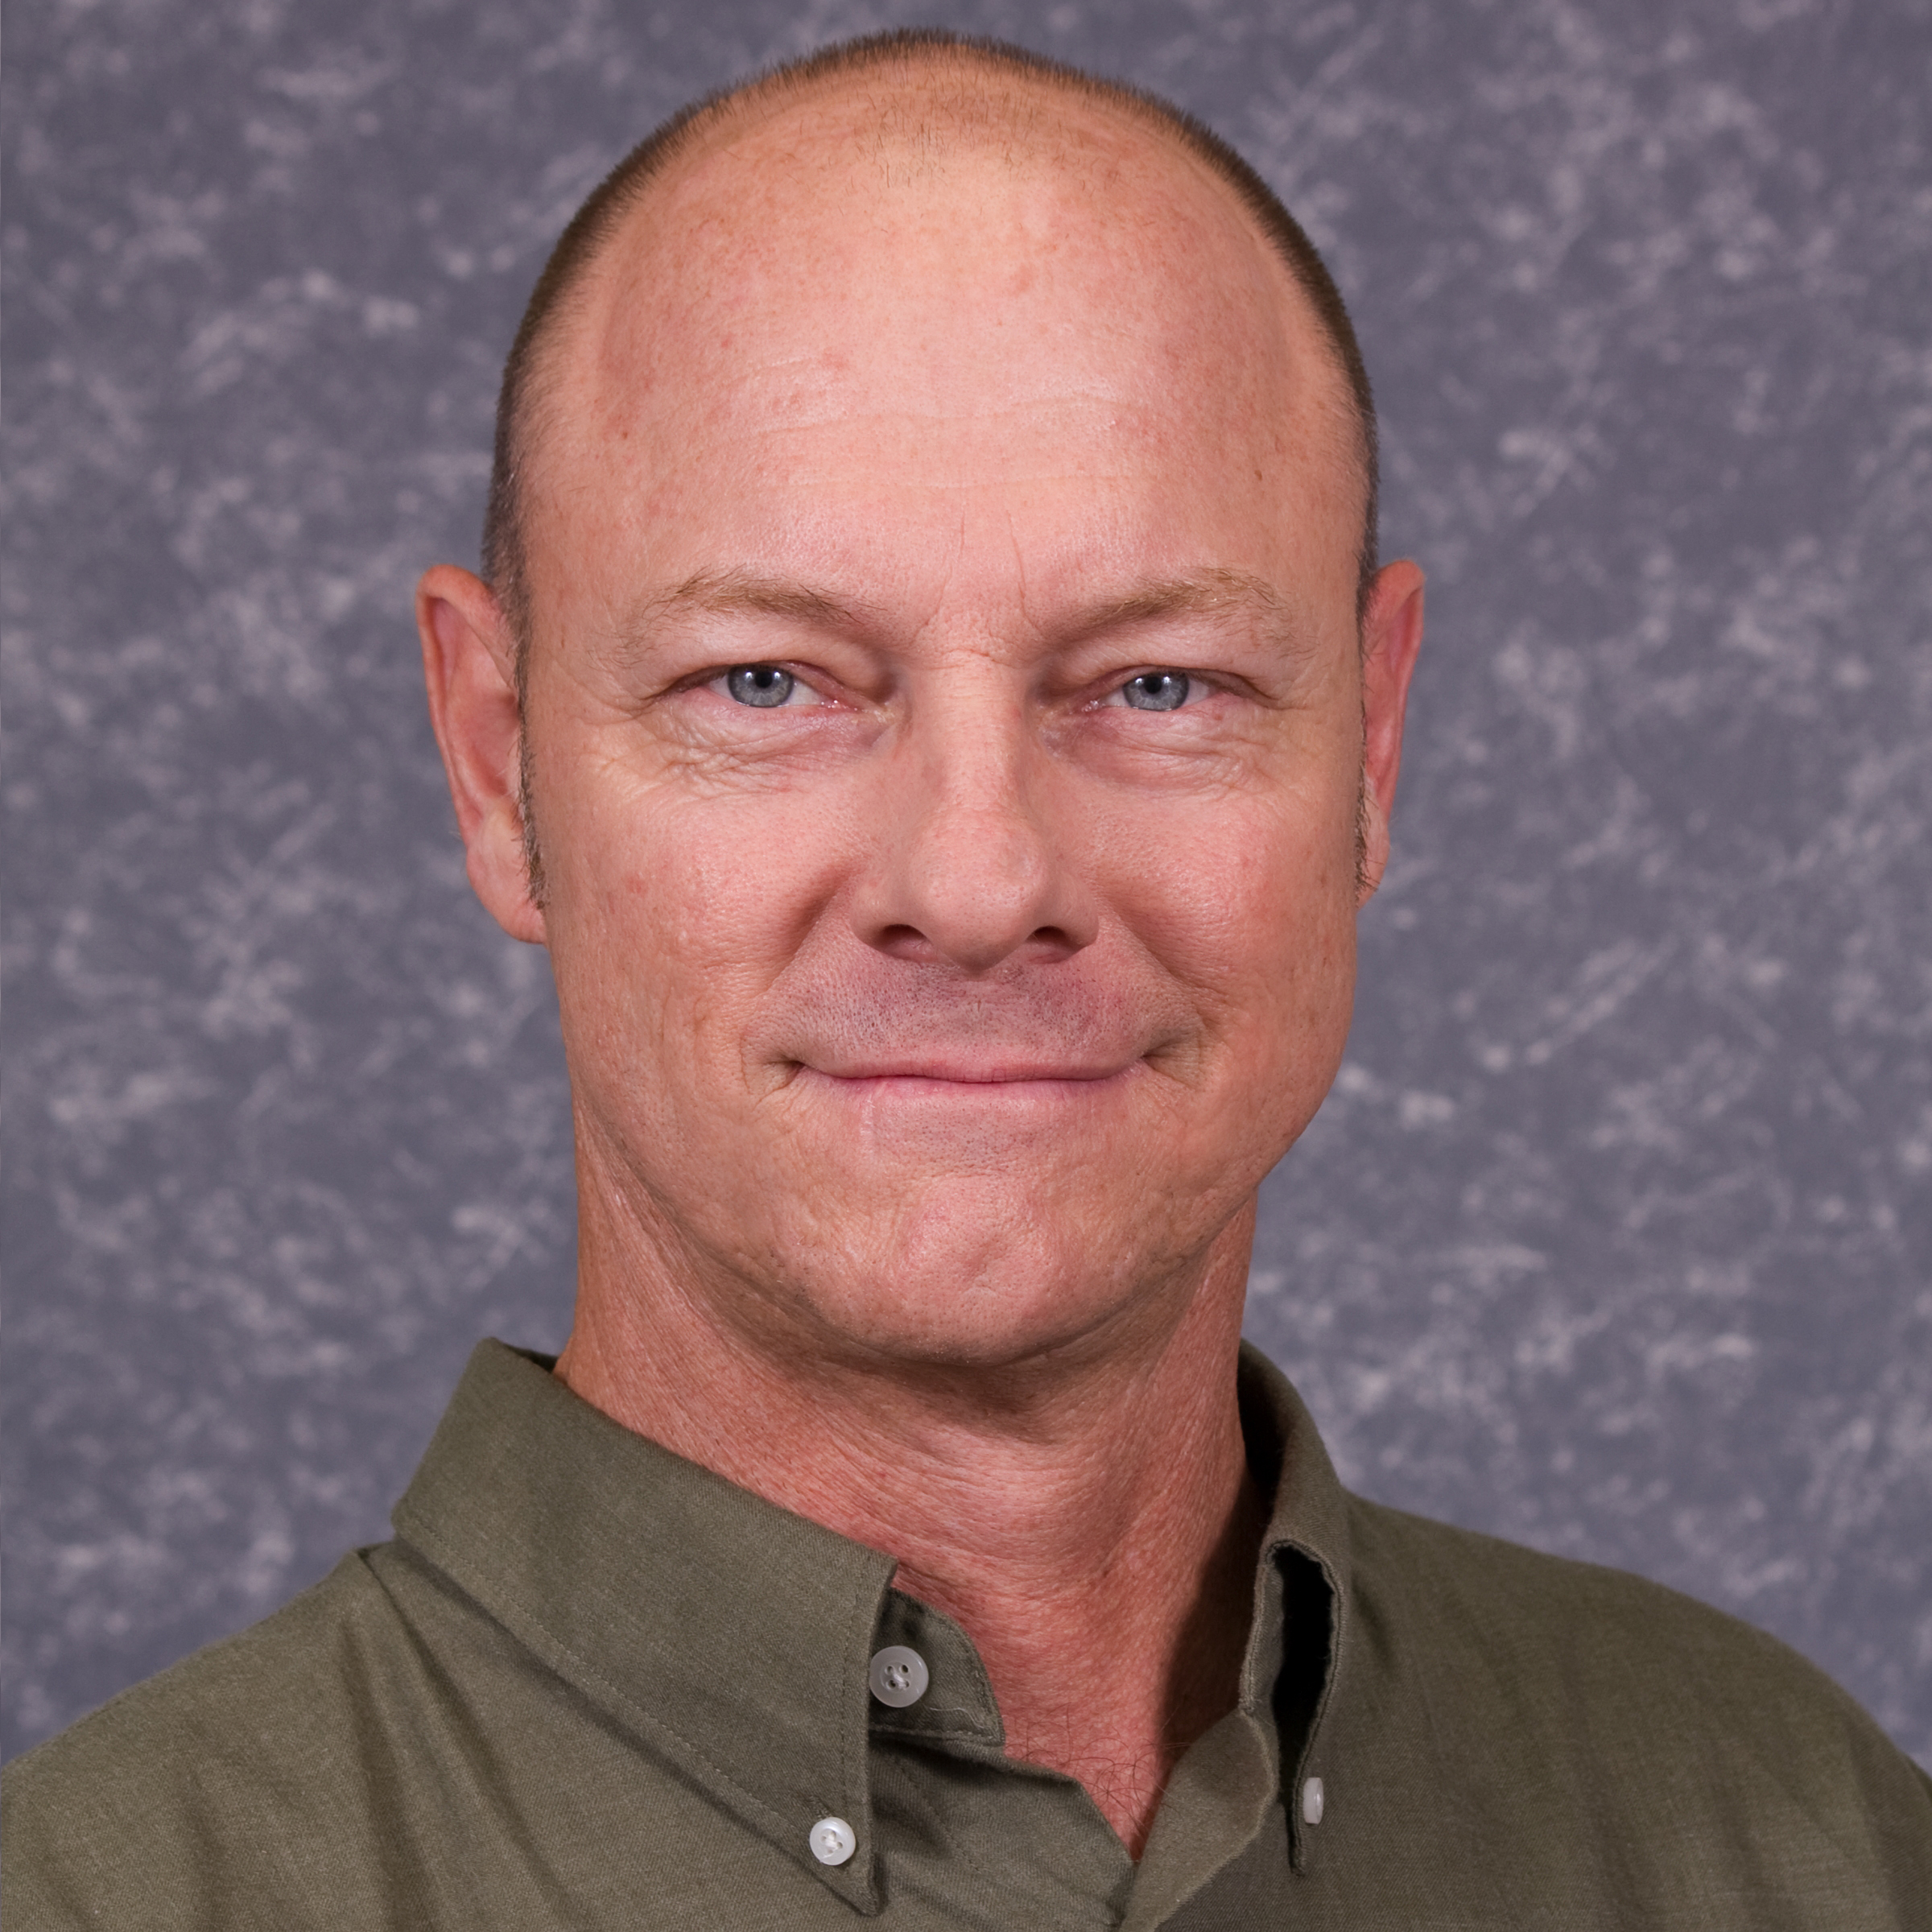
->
xmin=482 ymin=93 xmax=1411 ymax=1372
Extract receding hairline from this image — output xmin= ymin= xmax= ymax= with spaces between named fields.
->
xmin=482 ymin=30 xmax=1381 ymax=654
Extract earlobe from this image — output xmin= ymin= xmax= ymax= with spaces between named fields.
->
xmin=1356 ymin=559 xmax=1426 ymax=905
xmin=415 ymin=565 xmax=546 ymax=945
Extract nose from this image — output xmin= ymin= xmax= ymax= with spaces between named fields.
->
xmin=852 ymin=698 xmax=1098 ymax=974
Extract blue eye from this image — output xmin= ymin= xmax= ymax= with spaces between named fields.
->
xmin=726 ymin=664 xmax=795 ymax=708
xmin=1120 ymin=671 xmax=1189 ymax=712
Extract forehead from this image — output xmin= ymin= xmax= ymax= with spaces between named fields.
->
xmin=522 ymin=72 xmax=1360 ymax=616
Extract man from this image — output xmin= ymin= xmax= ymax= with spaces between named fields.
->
xmin=5 ymin=29 xmax=1928 ymax=1929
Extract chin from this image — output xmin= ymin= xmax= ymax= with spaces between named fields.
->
xmin=800 ymin=1278 xmax=1138 ymax=1376
xmin=768 ymin=1183 xmax=1208 ymax=1374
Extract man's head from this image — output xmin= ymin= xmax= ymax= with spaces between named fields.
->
xmin=418 ymin=31 xmax=1423 ymax=1378
xmin=483 ymin=35 xmax=1382 ymax=759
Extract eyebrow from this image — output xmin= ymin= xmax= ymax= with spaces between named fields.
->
xmin=634 ymin=569 xmax=877 ymax=634
xmin=1068 ymin=567 xmax=1292 ymax=637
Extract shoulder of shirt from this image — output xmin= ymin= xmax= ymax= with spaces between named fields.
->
xmin=1340 ymin=1486 xmax=1858 ymax=1686
xmin=1 ymin=1544 xmax=461 ymax=1930
xmin=1334 ymin=1488 xmax=1932 ymax=1822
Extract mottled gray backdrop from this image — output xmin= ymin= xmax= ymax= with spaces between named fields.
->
xmin=5 ymin=0 xmax=1929 ymax=1767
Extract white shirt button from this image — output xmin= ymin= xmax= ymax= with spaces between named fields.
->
xmin=868 ymin=1645 xmax=930 ymax=1707
xmin=1301 ymin=1776 xmax=1325 ymax=1826
xmin=809 ymin=1815 xmax=857 ymax=1866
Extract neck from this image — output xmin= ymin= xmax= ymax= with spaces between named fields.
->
xmin=556 ymin=1186 xmax=1266 ymax=1860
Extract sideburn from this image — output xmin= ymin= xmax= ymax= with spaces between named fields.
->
xmin=513 ymin=629 xmax=547 ymax=907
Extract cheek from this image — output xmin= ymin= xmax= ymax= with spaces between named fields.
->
xmin=1094 ymin=765 xmax=1359 ymax=1015
xmin=1088 ymin=761 xmax=1361 ymax=1188
xmin=543 ymin=762 xmax=856 ymax=1063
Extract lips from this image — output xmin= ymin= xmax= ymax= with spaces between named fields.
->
xmin=802 ymin=1056 xmax=1133 ymax=1084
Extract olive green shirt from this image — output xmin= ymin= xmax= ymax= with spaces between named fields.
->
xmin=6 ymin=1340 xmax=1929 ymax=1928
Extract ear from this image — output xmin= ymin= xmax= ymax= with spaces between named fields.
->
xmin=416 ymin=564 xmax=546 ymax=945
xmin=1356 ymin=559 xmax=1426 ymax=904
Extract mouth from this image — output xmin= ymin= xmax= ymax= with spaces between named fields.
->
xmin=802 ymin=1056 xmax=1134 ymax=1085
xmin=782 ymin=1060 xmax=1146 ymax=1120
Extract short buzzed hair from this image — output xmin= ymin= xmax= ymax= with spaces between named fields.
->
xmin=481 ymin=28 xmax=1381 ymax=653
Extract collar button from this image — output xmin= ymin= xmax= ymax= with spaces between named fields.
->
xmin=810 ymin=1816 xmax=857 ymax=1866
xmin=868 ymin=1644 xmax=930 ymax=1707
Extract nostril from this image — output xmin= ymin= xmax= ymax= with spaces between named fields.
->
xmin=874 ymin=923 xmax=930 ymax=959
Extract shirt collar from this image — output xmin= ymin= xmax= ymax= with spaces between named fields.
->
xmin=391 ymin=1338 xmax=1351 ymax=1909
xmin=1240 ymin=1344 xmax=1352 ymax=1872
